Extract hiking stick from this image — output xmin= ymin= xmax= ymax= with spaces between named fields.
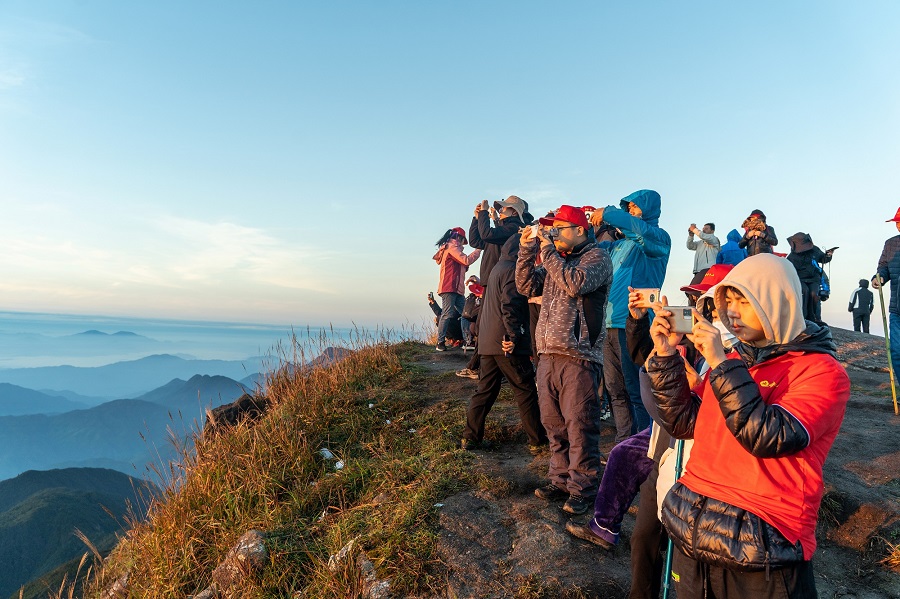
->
xmin=875 ymin=279 xmax=899 ymax=414
xmin=661 ymin=439 xmax=686 ymax=599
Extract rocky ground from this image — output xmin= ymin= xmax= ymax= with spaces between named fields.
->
xmin=410 ymin=327 xmax=900 ymax=599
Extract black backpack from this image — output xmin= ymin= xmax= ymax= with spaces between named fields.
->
xmin=461 ymin=294 xmax=482 ymax=321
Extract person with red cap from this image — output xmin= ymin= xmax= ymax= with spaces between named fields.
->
xmin=516 ymin=205 xmax=613 ymax=516
xmin=738 ymin=209 xmax=778 ymax=257
xmin=873 ymin=207 xmax=900 ymax=373
xmin=433 ymin=228 xmax=481 ymax=351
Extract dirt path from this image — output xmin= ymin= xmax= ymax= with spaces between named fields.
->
xmin=409 ymin=328 xmax=900 ymax=598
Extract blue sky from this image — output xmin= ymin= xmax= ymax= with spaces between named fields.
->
xmin=1 ymin=1 xmax=899 ymax=332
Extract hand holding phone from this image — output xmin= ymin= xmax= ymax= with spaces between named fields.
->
xmin=633 ymin=288 xmax=661 ymax=309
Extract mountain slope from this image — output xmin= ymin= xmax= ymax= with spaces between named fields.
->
xmin=0 ymin=468 xmax=157 ymax=599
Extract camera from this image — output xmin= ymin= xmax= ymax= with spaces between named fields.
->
xmin=666 ymin=306 xmax=696 ymax=334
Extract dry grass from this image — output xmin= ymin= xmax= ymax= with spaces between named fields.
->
xmin=64 ymin=329 xmax=473 ymax=598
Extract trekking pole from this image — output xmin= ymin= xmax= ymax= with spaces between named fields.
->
xmin=875 ymin=278 xmax=899 ymax=415
xmin=661 ymin=439 xmax=685 ymax=599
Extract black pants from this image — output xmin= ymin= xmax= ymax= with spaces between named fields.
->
xmin=853 ymin=312 xmax=871 ymax=333
xmin=529 ymin=302 xmax=541 ymax=372
xmin=603 ymin=328 xmax=650 ymax=443
xmin=671 ymin=550 xmax=818 ymax=599
xmin=629 ymin=466 xmax=667 ymax=599
xmin=463 ymin=354 xmax=545 ymax=445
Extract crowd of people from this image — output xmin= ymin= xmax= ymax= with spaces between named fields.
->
xmin=428 ymin=193 xmax=871 ymax=598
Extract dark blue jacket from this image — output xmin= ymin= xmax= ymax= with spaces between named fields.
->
xmin=876 ymin=235 xmax=900 ymax=314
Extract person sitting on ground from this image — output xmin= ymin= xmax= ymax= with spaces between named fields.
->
xmin=516 ymin=205 xmax=613 ymax=516
xmin=848 ymin=279 xmax=875 ymax=334
xmin=647 ymin=253 xmax=849 ymax=598
xmin=686 ymin=222 xmax=720 ymax=283
xmin=433 ymin=228 xmax=481 ymax=351
xmin=738 ymin=209 xmax=778 ymax=256
xmin=716 ymin=228 xmax=747 ymax=266
xmin=461 ymin=236 xmax=546 ymax=452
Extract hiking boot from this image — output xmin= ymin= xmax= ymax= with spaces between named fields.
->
xmin=527 ymin=442 xmax=548 ymax=456
xmin=564 ymin=520 xmax=614 ymax=550
xmin=455 ymin=368 xmax=479 ymax=380
xmin=435 ymin=342 xmax=447 ymax=352
xmin=534 ymin=483 xmax=568 ymax=501
xmin=563 ymin=494 xmax=593 ymax=516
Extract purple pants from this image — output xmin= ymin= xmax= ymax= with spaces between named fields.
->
xmin=589 ymin=426 xmax=654 ymax=545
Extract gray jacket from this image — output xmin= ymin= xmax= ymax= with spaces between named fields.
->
xmin=686 ymin=231 xmax=720 ymax=273
xmin=515 ymin=238 xmax=613 ymax=363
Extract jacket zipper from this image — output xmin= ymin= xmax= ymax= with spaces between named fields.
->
xmin=760 ymin=516 xmax=771 ymax=581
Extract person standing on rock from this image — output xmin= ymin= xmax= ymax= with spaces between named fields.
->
xmin=516 ymin=205 xmax=613 ymax=516
xmin=848 ymin=279 xmax=874 ymax=334
xmin=686 ymin=222 xmax=720 ymax=284
xmin=873 ymin=208 xmax=900 ymax=371
xmin=738 ymin=209 xmax=778 ymax=256
xmin=647 ymin=253 xmax=849 ymax=598
xmin=461 ymin=235 xmax=546 ymax=452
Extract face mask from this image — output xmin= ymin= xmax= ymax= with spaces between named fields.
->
xmin=713 ymin=320 xmax=738 ymax=349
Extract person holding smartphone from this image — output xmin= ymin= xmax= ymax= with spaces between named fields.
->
xmin=646 ymin=253 xmax=849 ymax=598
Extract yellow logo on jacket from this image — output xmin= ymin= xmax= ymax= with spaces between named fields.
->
xmin=759 ymin=380 xmax=778 ymax=388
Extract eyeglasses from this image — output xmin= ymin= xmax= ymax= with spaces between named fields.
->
xmin=547 ymin=225 xmax=578 ymax=238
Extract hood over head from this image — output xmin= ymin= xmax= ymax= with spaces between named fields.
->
xmin=618 ymin=189 xmax=661 ymax=225
xmin=726 ymin=228 xmax=742 ymax=244
xmin=787 ymin=232 xmax=814 ymax=253
xmin=713 ymin=253 xmax=805 ymax=347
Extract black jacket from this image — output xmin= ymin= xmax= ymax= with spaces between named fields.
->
xmin=469 ymin=213 xmax=523 ymax=283
xmin=738 ymin=225 xmax=778 ymax=256
xmin=478 ymin=236 xmax=532 ymax=356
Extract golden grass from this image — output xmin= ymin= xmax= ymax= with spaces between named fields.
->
xmin=65 ymin=329 xmax=474 ymax=598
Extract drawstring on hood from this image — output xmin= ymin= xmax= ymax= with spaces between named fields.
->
xmin=713 ymin=254 xmax=805 ymax=347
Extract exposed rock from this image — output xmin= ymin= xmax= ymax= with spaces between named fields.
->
xmin=204 ymin=393 xmax=270 ymax=435
xmin=326 ymin=537 xmax=391 ymax=598
xmin=100 ymin=573 xmax=128 ymax=599
xmin=190 ymin=530 xmax=268 ymax=598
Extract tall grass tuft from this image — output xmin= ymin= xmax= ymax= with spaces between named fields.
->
xmin=71 ymin=326 xmax=471 ymax=597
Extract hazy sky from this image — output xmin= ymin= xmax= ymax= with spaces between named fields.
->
xmin=1 ymin=2 xmax=899 ymax=332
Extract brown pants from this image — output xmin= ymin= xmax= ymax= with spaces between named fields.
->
xmin=536 ymin=354 xmax=602 ymax=497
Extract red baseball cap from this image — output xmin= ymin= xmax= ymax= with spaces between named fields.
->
xmin=539 ymin=205 xmax=589 ymax=229
xmin=581 ymin=205 xmax=596 ymax=213
xmin=887 ymin=208 xmax=900 ymax=223
xmin=451 ymin=227 xmax=467 ymax=242
xmin=680 ymin=264 xmax=735 ymax=295
xmin=468 ymin=282 xmax=485 ymax=296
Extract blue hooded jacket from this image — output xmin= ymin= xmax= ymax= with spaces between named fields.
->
xmin=716 ymin=229 xmax=747 ymax=266
xmin=598 ymin=190 xmax=671 ymax=328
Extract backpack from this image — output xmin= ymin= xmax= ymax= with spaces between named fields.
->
xmin=461 ymin=294 xmax=482 ymax=321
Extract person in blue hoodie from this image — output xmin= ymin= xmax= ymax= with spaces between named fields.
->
xmin=590 ymin=190 xmax=671 ymax=443
xmin=716 ymin=228 xmax=747 ymax=266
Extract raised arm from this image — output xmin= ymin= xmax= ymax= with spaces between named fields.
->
xmin=515 ymin=240 xmax=546 ymax=298
xmin=540 ymin=244 xmax=612 ymax=298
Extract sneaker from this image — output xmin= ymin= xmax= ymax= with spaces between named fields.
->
xmin=455 ymin=368 xmax=479 ymax=380
xmin=435 ymin=343 xmax=447 ymax=352
xmin=534 ymin=483 xmax=568 ymax=501
xmin=564 ymin=520 xmax=614 ymax=550
xmin=563 ymin=494 xmax=593 ymax=516
xmin=462 ymin=344 xmax=476 ymax=351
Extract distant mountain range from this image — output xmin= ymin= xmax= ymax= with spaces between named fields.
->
xmin=0 ymin=375 xmax=249 ymax=481
xmin=0 ymin=383 xmax=88 ymax=416
xmin=0 ymin=353 xmax=266 ymax=399
xmin=0 ymin=467 xmax=159 ymax=599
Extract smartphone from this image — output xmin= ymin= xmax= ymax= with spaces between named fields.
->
xmin=666 ymin=306 xmax=696 ymax=334
xmin=633 ymin=288 xmax=661 ymax=308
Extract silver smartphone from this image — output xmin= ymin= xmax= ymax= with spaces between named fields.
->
xmin=666 ymin=306 xmax=696 ymax=334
